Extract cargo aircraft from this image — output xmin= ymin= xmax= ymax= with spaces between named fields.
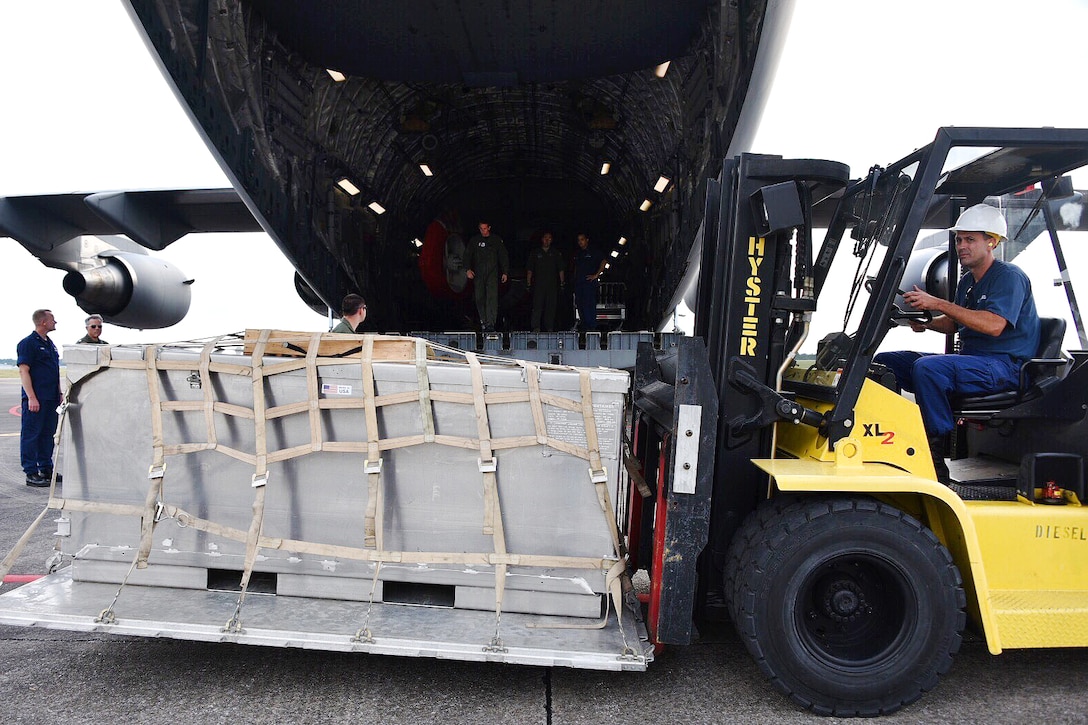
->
xmin=0 ymin=0 xmax=793 ymax=333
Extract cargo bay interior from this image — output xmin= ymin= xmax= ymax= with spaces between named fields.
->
xmin=129 ymin=0 xmax=773 ymax=334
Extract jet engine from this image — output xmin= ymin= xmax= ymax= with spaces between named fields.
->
xmin=62 ymin=250 xmax=193 ymax=329
xmin=891 ymin=245 xmax=949 ymax=324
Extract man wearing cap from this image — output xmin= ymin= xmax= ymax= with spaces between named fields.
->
xmin=874 ymin=203 xmax=1040 ymax=482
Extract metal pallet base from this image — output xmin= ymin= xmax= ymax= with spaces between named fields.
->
xmin=0 ymin=569 xmax=652 ymax=671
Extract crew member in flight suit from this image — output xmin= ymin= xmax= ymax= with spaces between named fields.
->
xmin=526 ymin=231 xmax=565 ymax=332
xmin=464 ymin=221 xmax=509 ymax=332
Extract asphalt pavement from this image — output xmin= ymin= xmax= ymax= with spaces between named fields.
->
xmin=2 ymin=376 xmax=1088 ymax=724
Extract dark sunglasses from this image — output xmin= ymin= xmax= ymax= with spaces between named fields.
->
xmin=89 ymin=325 xmax=102 ymax=329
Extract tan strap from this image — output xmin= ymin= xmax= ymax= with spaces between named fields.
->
xmin=48 ymin=497 xmax=618 ymax=571
xmin=580 ymin=371 xmax=625 ymax=559
xmin=236 ymin=330 xmax=271 ymax=607
xmin=466 ymin=352 xmax=508 ymax=622
xmin=523 ymin=362 xmax=548 ymax=444
xmin=199 ymin=338 xmax=219 ymax=451
xmin=306 ymin=332 xmax=323 ymax=452
xmin=415 ymin=337 xmax=436 ymax=443
xmin=361 ymin=337 xmax=382 ymax=549
xmin=137 ymin=345 xmax=165 ymax=569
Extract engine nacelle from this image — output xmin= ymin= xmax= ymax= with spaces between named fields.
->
xmin=62 ymin=250 xmax=192 ymax=329
xmin=893 ymin=245 xmax=949 ymax=317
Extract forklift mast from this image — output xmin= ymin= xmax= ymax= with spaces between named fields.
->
xmin=632 ymin=154 xmax=849 ymax=642
xmin=696 ymin=154 xmax=850 ymax=599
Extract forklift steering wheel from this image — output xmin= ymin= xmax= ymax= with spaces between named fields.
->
xmin=888 ymin=304 xmax=932 ymax=326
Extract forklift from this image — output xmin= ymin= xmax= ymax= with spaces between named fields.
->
xmin=630 ymin=127 xmax=1088 ymax=716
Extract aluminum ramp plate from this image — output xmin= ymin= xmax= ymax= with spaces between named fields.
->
xmin=0 ymin=569 xmax=652 ymax=671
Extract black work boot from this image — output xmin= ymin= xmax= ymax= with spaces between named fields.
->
xmin=25 ymin=471 xmax=49 ymax=487
xmin=928 ymin=436 xmax=951 ymax=484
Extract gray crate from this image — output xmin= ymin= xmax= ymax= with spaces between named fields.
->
xmin=60 ymin=336 xmax=629 ymax=620
xmin=659 ymin=331 xmax=684 ymax=350
xmin=607 ymin=331 xmax=654 ymax=350
xmin=409 ymin=331 xmax=477 ymax=350
xmin=510 ymin=331 xmax=579 ymax=350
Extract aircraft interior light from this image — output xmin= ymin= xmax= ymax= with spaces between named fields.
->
xmin=618 ymin=236 xmax=627 ymax=246
xmin=368 ymin=201 xmax=387 ymax=215
xmin=604 ymin=262 xmax=611 ymax=269
xmin=610 ymin=250 xmax=619 ymax=258
xmin=654 ymin=176 xmax=671 ymax=193
xmin=412 ymin=238 xmax=423 ymax=248
xmin=326 ymin=69 xmax=347 ymax=82
xmin=600 ymin=162 xmax=611 ymax=175
xmin=654 ymin=61 xmax=670 ymax=78
xmin=419 ymin=164 xmax=433 ymax=176
xmin=336 ymin=177 xmax=361 ymax=196
xmin=639 ymin=199 xmax=652 ymax=212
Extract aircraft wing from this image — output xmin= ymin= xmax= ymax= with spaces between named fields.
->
xmin=0 ymin=189 xmax=262 ymax=329
xmin=0 ymin=188 xmax=260 ymax=252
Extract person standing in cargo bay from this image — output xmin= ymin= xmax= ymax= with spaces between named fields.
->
xmin=572 ymin=232 xmax=607 ymax=332
xmin=464 ymin=221 xmax=509 ymax=332
xmin=526 ymin=231 xmax=565 ymax=332
xmin=17 ymin=309 xmax=62 ymax=488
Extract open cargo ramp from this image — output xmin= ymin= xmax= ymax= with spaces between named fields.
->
xmin=0 ymin=570 xmax=650 ymax=670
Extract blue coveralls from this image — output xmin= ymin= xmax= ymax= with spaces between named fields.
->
xmin=573 ymin=245 xmax=605 ymax=331
xmin=874 ymin=260 xmax=1040 ymax=437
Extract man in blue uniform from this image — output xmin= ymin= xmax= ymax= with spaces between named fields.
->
xmin=875 ymin=204 xmax=1040 ymax=481
xmin=572 ymin=232 xmax=606 ymax=332
xmin=18 ymin=309 xmax=62 ymax=487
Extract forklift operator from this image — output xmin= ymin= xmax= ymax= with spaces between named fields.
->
xmin=874 ymin=204 xmax=1040 ymax=481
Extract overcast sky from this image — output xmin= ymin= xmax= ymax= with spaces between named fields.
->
xmin=0 ymin=0 xmax=1086 ymax=353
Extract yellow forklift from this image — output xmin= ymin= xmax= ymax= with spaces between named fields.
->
xmin=631 ymin=127 xmax=1088 ymax=716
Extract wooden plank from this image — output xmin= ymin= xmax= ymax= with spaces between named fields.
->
xmin=243 ymin=330 xmax=420 ymax=361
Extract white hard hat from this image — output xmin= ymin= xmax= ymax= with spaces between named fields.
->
xmin=949 ymin=203 xmax=1007 ymax=242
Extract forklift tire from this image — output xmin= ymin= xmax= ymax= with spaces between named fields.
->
xmin=730 ymin=496 xmax=965 ymax=717
xmin=723 ymin=494 xmax=804 ymax=624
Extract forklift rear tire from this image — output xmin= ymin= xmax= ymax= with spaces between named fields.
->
xmin=730 ymin=496 xmax=965 ymax=717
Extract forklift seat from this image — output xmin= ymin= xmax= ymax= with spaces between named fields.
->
xmin=952 ymin=317 xmax=1070 ymax=417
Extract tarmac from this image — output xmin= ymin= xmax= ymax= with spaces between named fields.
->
xmin=2 ymin=376 xmax=1088 ymax=723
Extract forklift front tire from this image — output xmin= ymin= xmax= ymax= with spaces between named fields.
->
xmin=731 ymin=496 xmax=966 ymax=717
